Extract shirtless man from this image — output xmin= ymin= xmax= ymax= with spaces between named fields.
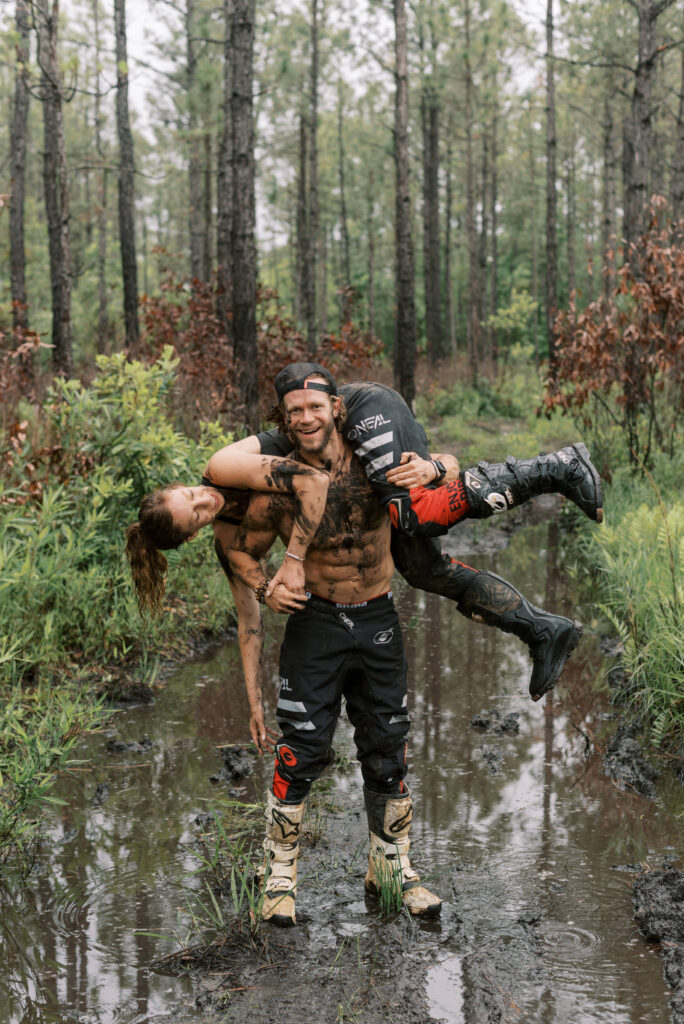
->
xmin=228 ymin=365 xmax=442 ymax=925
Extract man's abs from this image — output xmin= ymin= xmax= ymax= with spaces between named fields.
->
xmin=302 ymin=530 xmax=394 ymax=604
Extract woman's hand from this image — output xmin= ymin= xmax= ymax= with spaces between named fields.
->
xmin=269 ymin=553 xmax=306 ymax=596
xmin=250 ymin=703 xmax=279 ymax=755
xmin=264 ymin=582 xmax=308 ymax=614
xmin=385 ymin=452 xmax=439 ymax=489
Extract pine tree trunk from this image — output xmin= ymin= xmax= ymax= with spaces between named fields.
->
xmin=672 ymin=47 xmax=684 ymax=222
xmin=203 ymin=130 xmax=212 ymax=282
xmin=93 ymin=0 xmax=108 ymax=352
xmin=295 ymin=109 xmax=307 ymax=327
xmin=545 ymin=0 xmax=558 ymax=378
xmin=479 ymin=126 xmax=490 ymax=361
xmin=464 ymin=0 xmax=480 ymax=384
xmin=114 ymin=0 xmax=139 ymax=348
xmin=231 ymin=0 xmax=258 ymax=430
xmin=444 ymin=111 xmax=455 ymax=356
xmin=602 ymin=98 xmax=617 ymax=298
xmin=10 ymin=0 xmax=30 ymax=333
xmin=490 ymin=98 xmax=499 ymax=364
xmin=186 ymin=0 xmax=203 ymax=282
xmin=566 ymin=143 xmax=576 ymax=300
xmin=393 ymin=0 xmax=417 ymax=407
xmin=305 ymin=0 xmax=319 ymax=355
xmin=216 ymin=0 xmax=233 ymax=339
xmin=36 ymin=0 xmax=73 ymax=376
xmin=625 ymin=0 xmax=676 ymax=244
xmin=319 ymin=223 xmax=328 ymax=335
xmin=421 ymin=86 xmax=442 ymax=366
xmin=366 ymin=171 xmax=376 ymax=338
xmin=337 ymin=89 xmax=352 ymax=322
xmin=528 ymin=120 xmax=539 ymax=369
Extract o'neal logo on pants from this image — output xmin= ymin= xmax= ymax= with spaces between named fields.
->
xmin=373 ymin=628 xmax=394 ymax=645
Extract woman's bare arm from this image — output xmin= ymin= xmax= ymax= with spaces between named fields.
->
xmin=204 ymin=448 xmax=329 ymax=590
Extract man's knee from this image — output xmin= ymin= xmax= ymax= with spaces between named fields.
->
xmin=271 ymin=737 xmax=333 ymax=803
xmin=359 ymin=741 xmax=408 ymax=794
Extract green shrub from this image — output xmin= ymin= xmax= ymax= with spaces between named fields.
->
xmin=0 ymin=348 xmax=235 ymax=688
xmin=581 ymin=453 xmax=684 ymax=747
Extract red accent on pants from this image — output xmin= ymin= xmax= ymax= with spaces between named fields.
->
xmin=272 ymin=765 xmax=291 ymax=801
xmin=409 ymin=478 xmax=471 ymax=529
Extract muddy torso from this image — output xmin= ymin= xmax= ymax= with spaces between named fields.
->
xmin=244 ymin=450 xmax=393 ymax=603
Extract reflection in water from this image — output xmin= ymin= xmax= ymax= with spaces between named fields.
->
xmin=0 ymin=518 xmax=679 ymax=1023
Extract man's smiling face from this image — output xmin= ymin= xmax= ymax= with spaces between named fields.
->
xmin=282 ymin=388 xmax=341 ymax=457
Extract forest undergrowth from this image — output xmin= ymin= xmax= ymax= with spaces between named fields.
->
xmin=1 ymin=346 xmax=681 ymax=873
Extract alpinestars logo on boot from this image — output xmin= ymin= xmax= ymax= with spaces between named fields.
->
xmin=374 ymin=628 xmax=394 ymax=645
xmin=484 ymin=491 xmax=508 ymax=513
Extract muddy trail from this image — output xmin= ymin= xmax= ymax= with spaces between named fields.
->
xmin=2 ymin=502 xmax=682 ymax=1024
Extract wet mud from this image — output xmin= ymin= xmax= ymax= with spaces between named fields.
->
xmin=603 ymin=722 xmax=662 ymax=799
xmin=1 ymin=505 xmax=682 ymax=1024
xmin=633 ymin=869 xmax=684 ymax=1024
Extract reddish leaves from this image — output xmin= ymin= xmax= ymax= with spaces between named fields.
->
xmin=543 ymin=202 xmax=684 ymax=466
xmin=136 ymin=271 xmax=383 ymax=432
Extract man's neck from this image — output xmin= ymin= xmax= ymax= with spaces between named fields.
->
xmin=295 ymin=431 xmax=349 ymax=472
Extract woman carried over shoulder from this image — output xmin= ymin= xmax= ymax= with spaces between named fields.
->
xmin=125 ymin=447 xmax=329 ymax=615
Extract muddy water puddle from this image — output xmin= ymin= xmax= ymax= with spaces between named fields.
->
xmin=1 ymin=512 xmax=682 ymax=1023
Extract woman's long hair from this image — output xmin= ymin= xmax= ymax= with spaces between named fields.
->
xmin=125 ymin=488 xmax=189 ymax=615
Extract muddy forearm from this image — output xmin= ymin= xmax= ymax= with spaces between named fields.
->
xmin=268 ymin=462 xmax=329 ymax=559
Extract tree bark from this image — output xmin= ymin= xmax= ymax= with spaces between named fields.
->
xmin=295 ymin=109 xmax=307 ymax=327
xmin=216 ymin=0 xmax=233 ymax=339
xmin=672 ymin=47 xmax=684 ymax=223
xmin=528 ymin=111 xmax=539 ymax=369
xmin=36 ymin=0 xmax=73 ymax=376
xmin=186 ymin=0 xmax=203 ymax=282
xmin=602 ymin=98 xmax=617 ymax=297
xmin=231 ymin=0 xmax=258 ymax=430
xmin=366 ymin=170 xmax=376 ymax=338
xmin=93 ymin=0 xmax=108 ymax=352
xmin=305 ymin=0 xmax=319 ymax=355
xmin=393 ymin=0 xmax=417 ymax=407
xmin=10 ymin=0 xmax=30 ymax=333
xmin=565 ymin=142 xmax=576 ymax=300
xmin=114 ymin=0 xmax=139 ymax=348
xmin=490 ymin=97 xmax=499 ymax=364
xmin=464 ymin=0 xmax=480 ymax=384
xmin=337 ymin=87 xmax=352 ymax=322
xmin=421 ymin=85 xmax=442 ymax=365
xmin=444 ymin=109 xmax=455 ymax=356
xmin=624 ymin=0 xmax=676 ymax=244
xmin=202 ymin=130 xmax=212 ymax=283
xmin=545 ymin=0 xmax=558 ymax=378
xmin=479 ymin=124 xmax=490 ymax=361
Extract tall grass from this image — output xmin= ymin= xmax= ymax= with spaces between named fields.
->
xmin=0 ymin=350 xmax=238 ymax=865
xmin=580 ymin=451 xmax=684 ymax=748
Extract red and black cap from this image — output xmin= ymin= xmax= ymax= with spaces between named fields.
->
xmin=274 ymin=362 xmax=338 ymax=402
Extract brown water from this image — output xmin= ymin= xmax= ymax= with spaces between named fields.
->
xmin=1 ymin=512 xmax=681 ymax=1023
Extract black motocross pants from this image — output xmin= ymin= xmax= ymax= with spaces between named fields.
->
xmin=272 ymin=592 xmax=410 ymax=804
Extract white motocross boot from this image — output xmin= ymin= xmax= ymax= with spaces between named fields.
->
xmin=364 ymin=787 xmax=442 ymax=918
xmin=258 ymin=791 xmax=306 ymax=927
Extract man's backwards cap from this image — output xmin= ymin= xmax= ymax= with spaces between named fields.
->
xmin=274 ymin=362 xmax=338 ymax=402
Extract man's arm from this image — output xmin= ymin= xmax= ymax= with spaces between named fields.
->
xmin=228 ymin=493 xmax=307 ymax=615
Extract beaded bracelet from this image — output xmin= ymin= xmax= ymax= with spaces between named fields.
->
xmin=255 ymin=579 xmax=271 ymax=604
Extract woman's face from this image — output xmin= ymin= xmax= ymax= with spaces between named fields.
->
xmin=164 ymin=485 xmax=225 ymax=538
